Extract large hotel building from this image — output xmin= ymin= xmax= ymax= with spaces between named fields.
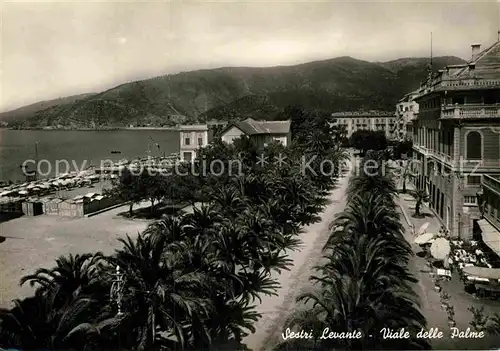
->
xmin=331 ymin=111 xmax=397 ymax=139
xmin=410 ymin=37 xmax=500 ymax=250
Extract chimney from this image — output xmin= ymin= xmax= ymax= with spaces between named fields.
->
xmin=471 ymin=44 xmax=481 ymax=61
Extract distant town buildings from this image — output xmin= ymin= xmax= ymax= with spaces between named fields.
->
xmin=178 ymin=118 xmax=291 ymax=160
xmin=219 ymin=118 xmax=291 ymax=149
xmin=395 ymin=91 xmax=419 ymax=141
xmin=410 ymin=36 xmax=500 ymax=244
xmin=179 ymin=124 xmax=209 ymax=162
xmin=330 ymin=111 xmax=397 ymax=139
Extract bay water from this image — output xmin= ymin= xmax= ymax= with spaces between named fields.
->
xmin=0 ymin=129 xmax=179 ymax=182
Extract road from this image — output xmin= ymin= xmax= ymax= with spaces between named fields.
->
xmin=397 ymin=194 xmax=500 ymax=350
xmin=243 ymin=172 xmax=351 ymax=351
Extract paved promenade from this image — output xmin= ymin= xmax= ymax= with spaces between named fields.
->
xmin=397 ymin=185 xmax=500 ymax=350
xmin=243 ymin=172 xmax=351 ymax=351
xmin=0 ymin=201 xmax=150 ymax=307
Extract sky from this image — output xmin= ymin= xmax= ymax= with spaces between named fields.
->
xmin=1 ymin=0 xmax=499 ymax=112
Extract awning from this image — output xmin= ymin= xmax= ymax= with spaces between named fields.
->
xmin=475 ymin=284 xmax=500 ymax=293
xmin=463 ymin=266 xmax=500 ymax=280
xmin=477 ymin=219 xmax=500 ymax=257
xmin=414 ymin=232 xmax=436 ymax=245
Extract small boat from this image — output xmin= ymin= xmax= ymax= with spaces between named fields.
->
xmin=111 ymin=150 xmax=121 ymax=154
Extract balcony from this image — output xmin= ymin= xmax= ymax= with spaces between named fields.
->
xmin=415 ymin=149 xmax=500 ymax=170
xmin=412 ymin=144 xmax=432 ymax=156
xmin=483 ymin=174 xmax=500 ymax=195
xmin=439 ymin=79 xmax=500 ymax=90
xmin=432 ymin=152 xmax=453 ymax=165
xmin=441 ymin=104 xmax=500 ymax=119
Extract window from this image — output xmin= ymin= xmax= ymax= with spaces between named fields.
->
xmin=274 ymin=136 xmax=287 ymax=145
xmin=184 ymin=137 xmax=191 ymax=146
xmin=198 ymin=137 xmax=203 ymax=146
xmin=467 ymin=175 xmax=482 ymax=185
xmin=465 ymin=131 xmax=482 ymax=160
xmin=183 ymin=151 xmax=193 ymax=162
xmin=484 ymin=95 xmax=497 ymax=104
xmin=466 ymin=95 xmax=482 ymax=104
xmin=464 ymin=196 xmax=477 ymax=205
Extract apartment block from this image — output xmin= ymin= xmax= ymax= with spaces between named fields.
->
xmin=410 ymin=38 xmax=500 ymax=241
xmin=330 ymin=111 xmax=397 ymax=139
xmin=395 ymin=90 xmax=419 ymax=141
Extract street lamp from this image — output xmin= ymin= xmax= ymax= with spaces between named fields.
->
xmin=35 ymin=142 xmax=39 ymax=181
xmin=110 ymin=265 xmax=125 ymax=316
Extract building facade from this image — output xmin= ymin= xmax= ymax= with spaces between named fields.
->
xmin=179 ymin=124 xmax=209 ymax=162
xmin=219 ymin=118 xmax=291 ymax=149
xmin=331 ymin=111 xmax=397 ymax=139
xmin=395 ymin=91 xmax=419 ymax=141
xmin=477 ymin=175 xmax=500 ymax=258
xmin=411 ymin=38 xmax=500 ymax=240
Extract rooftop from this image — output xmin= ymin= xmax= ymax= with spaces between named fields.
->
xmin=417 ymin=38 xmax=500 ymax=96
xmin=232 ymin=118 xmax=291 ymax=135
xmin=178 ymin=124 xmax=208 ymax=131
xmin=331 ymin=111 xmax=395 ymax=117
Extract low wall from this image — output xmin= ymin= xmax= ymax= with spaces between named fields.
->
xmin=0 ymin=199 xmax=23 ymax=213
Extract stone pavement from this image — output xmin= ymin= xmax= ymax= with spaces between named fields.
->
xmin=397 ymin=184 xmax=500 ymax=350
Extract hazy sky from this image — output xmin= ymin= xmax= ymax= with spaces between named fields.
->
xmin=1 ymin=0 xmax=499 ymax=112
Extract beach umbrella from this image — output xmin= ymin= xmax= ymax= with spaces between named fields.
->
xmin=414 ymin=232 xmax=435 ymax=245
xmin=417 ymin=222 xmax=430 ymax=236
xmin=430 ymin=238 xmax=451 ymax=260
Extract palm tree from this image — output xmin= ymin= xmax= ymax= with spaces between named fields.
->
xmin=20 ymin=252 xmax=107 ymax=307
xmin=280 ymin=238 xmax=428 ymax=349
xmin=1 ymin=105 xmax=349 ymax=350
xmin=278 ymin=152 xmax=429 ymax=350
xmin=410 ymin=189 xmax=429 ymax=218
xmin=0 ymin=289 xmax=114 ymax=350
xmin=111 ymin=234 xmax=212 ymax=350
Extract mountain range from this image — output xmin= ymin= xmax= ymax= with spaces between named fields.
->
xmin=0 ymin=56 xmax=465 ymax=128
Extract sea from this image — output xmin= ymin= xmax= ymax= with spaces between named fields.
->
xmin=0 ymin=129 xmax=179 ymax=182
